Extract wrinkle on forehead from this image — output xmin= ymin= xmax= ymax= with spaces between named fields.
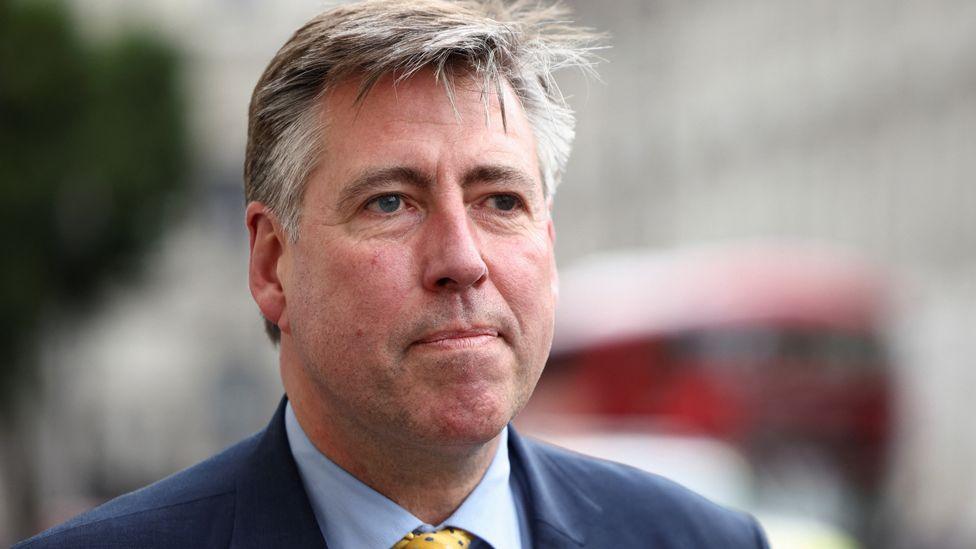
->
xmin=346 ymin=64 xmax=512 ymax=131
xmin=323 ymin=69 xmax=523 ymax=139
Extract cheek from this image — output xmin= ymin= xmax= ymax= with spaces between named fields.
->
xmin=490 ymin=234 xmax=557 ymax=326
xmin=293 ymin=243 xmax=416 ymax=349
xmin=330 ymin=245 xmax=414 ymax=325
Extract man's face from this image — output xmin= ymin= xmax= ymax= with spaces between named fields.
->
xmin=276 ymin=71 xmax=557 ymax=448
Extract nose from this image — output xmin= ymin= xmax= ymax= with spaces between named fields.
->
xmin=421 ymin=206 xmax=488 ymax=291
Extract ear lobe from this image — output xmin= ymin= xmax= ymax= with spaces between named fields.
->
xmin=246 ymin=202 xmax=290 ymax=334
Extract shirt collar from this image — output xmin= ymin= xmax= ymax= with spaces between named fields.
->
xmin=285 ymin=402 xmax=522 ymax=549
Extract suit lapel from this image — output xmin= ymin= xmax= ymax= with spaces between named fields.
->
xmin=231 ymin=398 xmax=326 ymax=549
xmin=226 ymin=403 xmax=598 ymax=549
xmin=508 ymin=427 xmax=603 ymax=548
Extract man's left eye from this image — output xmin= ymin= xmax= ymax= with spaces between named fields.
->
xmin=487 ymin=194 xmax=521 ymax=211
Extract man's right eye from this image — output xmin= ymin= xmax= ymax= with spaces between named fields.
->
xmin=365 ymin=194 xmax=403 ymax=214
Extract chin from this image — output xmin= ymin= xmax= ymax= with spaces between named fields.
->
xmin=420 ymin=396 xmax=514 ymax=447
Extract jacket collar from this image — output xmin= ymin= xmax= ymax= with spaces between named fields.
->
xmin=229 ymin=398 xmax=600 ymax=549
xmin=508 ymin=427 xmax=604 ymax=548
xmin=231 ymin=397 xmax=325 ymax=548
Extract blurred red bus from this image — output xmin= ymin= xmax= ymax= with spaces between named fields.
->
xmin=519 ymin=243 xmax=892 ymax=538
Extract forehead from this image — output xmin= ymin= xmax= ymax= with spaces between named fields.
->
xmin=314 ymin=70 xmax=541 ymax=189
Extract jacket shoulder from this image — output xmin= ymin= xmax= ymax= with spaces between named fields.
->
xmin=521 ymin=437 xmax=769 ymax=548
xmin=14 ymin=432 xmax=262 ymax=549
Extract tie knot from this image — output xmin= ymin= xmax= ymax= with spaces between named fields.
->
xmin=393 ymin=526 xmax=475 ymax=549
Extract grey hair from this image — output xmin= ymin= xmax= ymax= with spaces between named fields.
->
xmin=244 ymin=0 xmax=602 ymax=341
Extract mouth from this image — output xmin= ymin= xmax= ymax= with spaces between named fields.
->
xmin=412 ymin=327 xmax=501 ymax=349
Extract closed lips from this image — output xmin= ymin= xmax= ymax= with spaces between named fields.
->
xmin=415 ymin=328 xmax=499 ymax=344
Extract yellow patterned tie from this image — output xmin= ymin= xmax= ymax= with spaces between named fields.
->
xmin=392 ymin=527 xmax=475 ymax=549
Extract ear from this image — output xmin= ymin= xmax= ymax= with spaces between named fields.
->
xmin=246 ymin=201 xmax=291 ymax=334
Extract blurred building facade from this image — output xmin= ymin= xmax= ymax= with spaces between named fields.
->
xmin=12 ymin=0 xmax=976 ymax=546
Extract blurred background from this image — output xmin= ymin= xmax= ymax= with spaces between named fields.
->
xmin=1 ymin=0 xmax=974 ymax=547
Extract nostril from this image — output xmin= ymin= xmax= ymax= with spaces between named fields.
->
xmin=436 ymin=277 xmax=453 ymax=287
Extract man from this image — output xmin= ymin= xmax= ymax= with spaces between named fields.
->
xmin=18 ymin=1 xmax=769 ymax=547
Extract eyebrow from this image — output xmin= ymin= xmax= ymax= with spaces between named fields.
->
xmin=462 ymin=165 xmax=541 ymax=202
xmin=336 ymin=163 xmax=541 ymax=212
xmin=337 ymin=166 xmax=433 ymax=212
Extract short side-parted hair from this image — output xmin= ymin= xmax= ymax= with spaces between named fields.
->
xmin=245 ymin=0 xmax=601 ymax=342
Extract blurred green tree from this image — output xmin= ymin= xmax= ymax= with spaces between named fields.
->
xmin=0 ymin=0 xmax=187 ymax=538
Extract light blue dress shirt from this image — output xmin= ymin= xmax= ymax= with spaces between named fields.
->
xmin=285 ymin=403 xmax=530 ymax=549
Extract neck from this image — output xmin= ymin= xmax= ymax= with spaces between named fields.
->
xmin=285 ymin=368 xmax=500 ymax=525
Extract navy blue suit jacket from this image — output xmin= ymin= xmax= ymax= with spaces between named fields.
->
xmin=17 ymin=399 xmax=769 ymax=548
